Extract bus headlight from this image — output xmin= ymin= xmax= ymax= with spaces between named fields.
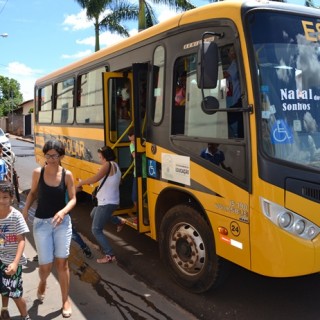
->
xmin=278 ymin=212 xmax=292 ymax=228
xmin=293 ymin=220 xmax=305 ymax=235
xmin=307 ymin=226 xmax=317 ymax=238
xmin=260 ymin=197 xmax=320 ymax=240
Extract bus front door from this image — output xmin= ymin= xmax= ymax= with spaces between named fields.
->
xmin=103 ymin=70 xmax=150 ymax=233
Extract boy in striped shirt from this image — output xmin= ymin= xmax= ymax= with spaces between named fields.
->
xmin=0 ymin=182 xmax=30 ymax=320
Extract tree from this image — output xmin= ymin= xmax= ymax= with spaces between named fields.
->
xmin=75 ymin=0 xmax=139 ymax=51
xmin=138 ymin=0 xmax=195 ymax=31
xmin=305 ymin=0 xmax=320 ymax=7
xmin=75 ymin=0 xmax=195 ymax=51
xmin=0 ymin=76 xmax=23 ymax=117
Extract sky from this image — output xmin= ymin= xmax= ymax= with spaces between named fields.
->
xmin=0 ymin=0 xmax=307 ymax=102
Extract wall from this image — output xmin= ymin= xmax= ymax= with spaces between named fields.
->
xmin=0 ymin=118 xmax=7 ymax=132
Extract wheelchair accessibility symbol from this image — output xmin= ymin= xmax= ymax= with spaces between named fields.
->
xmin=148 ymin=159 xmax=157 ymax=178
xmin=271 ymin=119 xmax=293 ymax=144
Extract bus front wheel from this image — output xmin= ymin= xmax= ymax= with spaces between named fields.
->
xmin=159 ymin=204 xmax=228 ymax=293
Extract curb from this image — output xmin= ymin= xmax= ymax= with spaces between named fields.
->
xmin=16 ymin=137 xmax=34 ymax=144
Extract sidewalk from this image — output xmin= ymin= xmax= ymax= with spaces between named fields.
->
xmin=12 ymin=134 xmax=33 ymax=144
xmin=8 ymin=136 xmax=196 ymax=319
xmin=6 ymin=202 xmax=196 ymax=320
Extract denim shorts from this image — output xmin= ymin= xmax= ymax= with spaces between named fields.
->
xmin=33 ymin=215 xmax=72 ymax=265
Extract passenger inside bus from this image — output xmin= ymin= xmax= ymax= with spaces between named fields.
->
xmin=224 ymin=46 xmax=240 ymax=107
xmin=175 ymin=72 xmax=186 ymax=106
xmin=128 ymin=128 xmax=147 ymax=214
xmin=200 ymin=143 xmax=232 ymax=172
xmin=172 ymin=71 xmax=187 ymax=134
xmin=223 ymin=46 xmax=244 ymax=138
xmin=120 ymin=79 xmax=131 ymax=120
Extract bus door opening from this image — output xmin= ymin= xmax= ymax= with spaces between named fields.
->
xmin=102 ymin=72 xmax=134 ymax=214
xmin=103 ymin=69 xmax=150 ymax=233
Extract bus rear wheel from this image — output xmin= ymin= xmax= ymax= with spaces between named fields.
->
xmin=159 ymin=204 xmax=227 ymax=293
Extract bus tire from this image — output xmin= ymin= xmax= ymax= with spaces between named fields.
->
xmin=159 ymin=204 xmax=228 ymax=293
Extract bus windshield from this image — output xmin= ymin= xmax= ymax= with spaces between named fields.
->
xmin=249 ymin=10 xmax=320 ymax=169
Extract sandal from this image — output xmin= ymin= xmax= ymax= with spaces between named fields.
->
xmin=116 ymin=219 xmax=125 ymax=232
xmin=37 ymin=281 xmax=46 ymax=302
xmin=37 ymin=291 xmax=45 ymax=302
xmin=61 ymin=308 xmax=72 ymax=318
xmin=97 ymin=255 xmax=116 ymax=264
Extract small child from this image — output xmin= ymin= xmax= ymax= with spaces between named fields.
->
xmin=71 ymin=227 xmax=93 ymax=259
xmin=128 ymin=127 xmax=147 ymax=215
xmin=0 ymin=145 xmax=8 ymax=181
xmin=0 ymin=182 xmax=31 ymax=320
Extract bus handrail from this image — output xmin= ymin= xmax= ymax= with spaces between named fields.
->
xmin=111 ymin=121 xmax=134 ymax=150
xmin=122 ymin=162 xmax=134 ymax=180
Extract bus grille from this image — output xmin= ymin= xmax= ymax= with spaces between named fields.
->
xmin=302 ymin=186 xmax=320 ymax=202
xmin=286 ymin=178 xmax=320 ymax=204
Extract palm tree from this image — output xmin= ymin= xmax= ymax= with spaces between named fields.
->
xmin=76 ymin=0 xmax=196 ymax=50
xmin=139 ymin=0 xmax=195 ymax=31
xmin=305 ymin=0 xmax=320 ymax=7
xmin=75 ymin=0 xmax=139 ymax=51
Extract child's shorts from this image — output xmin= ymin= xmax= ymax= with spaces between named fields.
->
xmin=0 ymin=261 xmax=23 ymax=298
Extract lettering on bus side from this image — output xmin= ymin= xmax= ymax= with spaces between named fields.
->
xmin=215 ymin=200 xmax=249 ymax=222
xmin=183 ymin=36 xmax=216 ymax=50
xmin=58 ymin=137 xmax=85 ymax=158
xmin=41 ymin=134 xmax=96 ymax=162
xmin=302 ymin=20 xmax=320 ymax=42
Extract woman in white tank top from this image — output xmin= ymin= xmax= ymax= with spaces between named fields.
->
xmin=97 ymin=161 xmax=121 ymax=205
xmin=76 ymin=146 xmax=125 ymax=263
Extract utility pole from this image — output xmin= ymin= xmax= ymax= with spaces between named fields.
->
xmin=10 ymin=90 xmax=13 ymax=134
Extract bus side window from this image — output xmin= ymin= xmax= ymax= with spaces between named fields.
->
xmin=54 ymin=78 xmax=74 ymax=124
xmin=76 ymin=67 xmax=105 ymax=124
xmin=151 ymin=46 xmax=165 ymax=124
xmin=38 ymin=85 xmax=52 ymax=124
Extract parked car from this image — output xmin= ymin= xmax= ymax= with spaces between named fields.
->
xmin=0 ymin=128 xmax=11 ymax=150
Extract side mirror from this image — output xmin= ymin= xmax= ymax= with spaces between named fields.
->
xmin=201 ymin=96 xmax=219 ymax=115
xmin=197 ymin=41 xmax=219 ymax=89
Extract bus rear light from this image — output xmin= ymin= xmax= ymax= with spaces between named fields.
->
xmin=260 ymin=197 xmax=320 ymax=240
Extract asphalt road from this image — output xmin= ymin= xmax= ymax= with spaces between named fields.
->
xmin=12 ymin=137 xmax=320 ymax=320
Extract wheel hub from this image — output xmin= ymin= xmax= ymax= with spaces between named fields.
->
xmin=169 ymin=223 xmax=206 ymax=275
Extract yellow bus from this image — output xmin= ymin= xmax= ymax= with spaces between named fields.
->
xmin=34 ymin=0 xmax=320 ymax=293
